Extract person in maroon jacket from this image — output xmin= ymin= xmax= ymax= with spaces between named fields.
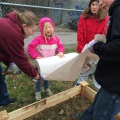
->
xmin=0 ymin=10 xmax=40 ymax=106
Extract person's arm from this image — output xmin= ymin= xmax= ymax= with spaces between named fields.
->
xmin=3 ymin=36 xmax=38 ymax=78
xmin=28 ymin=36 xmax=40 ymax=60
xmin=56 ymin=36 xmax=65 ymax=54
xmin=93 ymin=7 xmax=120 ymax=62
xmin=76 ymin=17 xmax=85 ymax=53
xmin=55 ymin=36 xmax=64 ymax=58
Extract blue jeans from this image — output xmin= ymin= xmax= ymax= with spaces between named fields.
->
xmin=0 ymin=64 xmax=10 ymax=106
xmin=35 ymin=78 xmax=49 ymax=92
xmin=80 ymin=88 xmax=120 ymax=120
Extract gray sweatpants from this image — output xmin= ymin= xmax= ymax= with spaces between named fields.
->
xmin=76 ymin=62 xmax=101 ymax=91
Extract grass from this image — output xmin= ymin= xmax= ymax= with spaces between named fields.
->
xmin=0 ymin=48 xmax=95 ymax=119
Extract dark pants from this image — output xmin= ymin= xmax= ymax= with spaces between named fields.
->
xmin=0 ymin=64 xmax=10 ymax=106
xmin=80 ymin=88 xmax=120 ymax=120
xmin=35 ymin=78 xmax=49 ymax=92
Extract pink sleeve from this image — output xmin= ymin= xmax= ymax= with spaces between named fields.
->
xmin=55 ymin=36 xmax=65 ymax=53
xmin=27 ymin=36 xmax=39 ymax=60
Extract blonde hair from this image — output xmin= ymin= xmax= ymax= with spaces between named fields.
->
xmin=82 ymin=0 xmax=107 ymax=21
xmin=14 ymin=10 xmax=39 ymax=27
xmin=43 ymin=22 xmax=54 ymax=37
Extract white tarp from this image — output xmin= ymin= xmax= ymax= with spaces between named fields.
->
xmin=33 ymin=48 xmax=99 ymax=81
xmin=34 ymin=52 xmax=79 ymax=79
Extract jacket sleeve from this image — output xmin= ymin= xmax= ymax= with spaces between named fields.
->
xmin=28 ymin=36 xmax=39 ymax=60
xmin=55 ymin=36 xmax=65 ymax=53
xmin=3 ymin=37 xmax=37 ymax=77
xmin=76 ymin=17 xmax=85 ymax=53
xmin=93 ymin=7 xmax=120 ymax=62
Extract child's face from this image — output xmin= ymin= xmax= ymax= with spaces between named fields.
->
xmin=90 ymin=1 xmax=100 ymax=14
xmin=45 ymin=25 xmax=52 ymax=37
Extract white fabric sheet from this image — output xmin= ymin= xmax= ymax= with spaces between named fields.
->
xmin=33 ymin=52 xmax=79 ymax=79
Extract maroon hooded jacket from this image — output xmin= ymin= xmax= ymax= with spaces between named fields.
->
xmin=0 ymin=11 xmax=37 ymax=77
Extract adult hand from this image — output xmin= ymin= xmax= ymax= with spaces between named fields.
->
xmin=34 ymin=74 xmax=40 ymax=80
xmin=33 ymin=74 xmax=40 ymax=82
xmin=87 ymin=40 xmax=98 ymax=54
xmin=94 ymin=34 xmax=106 ymax=43
xmin=88 ymin=34 xmax=106 ymax=53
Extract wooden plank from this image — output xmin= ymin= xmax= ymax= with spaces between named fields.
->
xmin=80 ymin=81 xmax=89 ymax=95
xmin=83 ymin=86 xmax=97 ymax=102
xmin=7 ymin=86 xmax=82 ymax=120
xmin=0 ymin=110 xmax=8 ymax=120
xmin=114 ymin=112 xmax=120 ymax=120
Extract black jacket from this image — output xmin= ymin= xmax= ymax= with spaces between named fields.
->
xmin=93 ymin=0 xmax=120 ymax=94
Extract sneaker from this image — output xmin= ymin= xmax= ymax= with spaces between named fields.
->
xmin=75 ymin=83 xmax=80 ymax=86
xmin=35 ymin=92 xmax=41 ymax=100
xmin=0 ymin=98 xmax=17 ymax=106
xmin=72 ymin=113 xmax=82 ymax=120
xmin=45 ymin=88 xmax=53 ymax=96
xmin=9 ymin=98 xmax=17 ymax=103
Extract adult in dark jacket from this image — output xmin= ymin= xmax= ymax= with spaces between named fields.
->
xmin=73 ymin=0 xmax=120 ymax=120
xmin=0 ymin=10 xmax=40 ymax=106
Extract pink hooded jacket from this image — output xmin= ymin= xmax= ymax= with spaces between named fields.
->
xmin=28 ymin=17 xmax=64 ymax=59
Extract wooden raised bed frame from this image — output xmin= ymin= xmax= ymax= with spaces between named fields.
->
xmin=0 ymin=81 xmax=97 ymax=120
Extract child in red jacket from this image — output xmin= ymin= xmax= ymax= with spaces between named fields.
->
xmin=75 ymin=0 xmax=109 ymax=90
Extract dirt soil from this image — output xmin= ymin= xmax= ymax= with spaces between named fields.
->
xmin=25 ymin=95 xmax=92 ymax=120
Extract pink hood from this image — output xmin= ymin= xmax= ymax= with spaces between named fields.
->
xmin=39 ymin=17 xmax=54 ymax=35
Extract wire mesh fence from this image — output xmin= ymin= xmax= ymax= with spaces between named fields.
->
xmin=0 ymin=0 xmax=89 ymax=49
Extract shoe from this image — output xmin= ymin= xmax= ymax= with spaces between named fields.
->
xmin=9 ymin=98 xmax=17 ymax=103
xmin=0 ymin=98 xmax=17 ymax=106
xmin=35 ymin=92 xmax=41 ymax=100
xmin=75 ymin=83 xmax=80 ymax=86
xmin=72 ymin=113 xmax=82 ymax=120
xmin=45 ymin=88 xmax=53 ymax=96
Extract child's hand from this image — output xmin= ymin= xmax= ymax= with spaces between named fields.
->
xmin=57 ymin=52 xmax=64 ymax=58
xmin=37 ymin=56 xmax=43 ymax=59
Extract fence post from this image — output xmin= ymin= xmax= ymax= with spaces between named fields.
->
xmin=0 ymin=0 xmax=2 ymax=17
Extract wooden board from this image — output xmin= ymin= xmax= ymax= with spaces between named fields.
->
xmin=0 ymin=81 xmax=96 ymax=120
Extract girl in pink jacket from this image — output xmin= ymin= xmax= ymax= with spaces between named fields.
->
xmin=28 ymin=17 xmax=64 ymax=100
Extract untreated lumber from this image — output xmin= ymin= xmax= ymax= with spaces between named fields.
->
xmin=0 ymin=81 xmax=96 ymax=120
xmin=4 ymin=85 xmax=82 ymax=120
xmin=83 ymin=86 xmax=97 ymax=102
xmin=0 ymin=110 xmax=8 ymax=120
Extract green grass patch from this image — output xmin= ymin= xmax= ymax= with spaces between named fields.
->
xmin=0 ymin=48 xmax=95 ymax=120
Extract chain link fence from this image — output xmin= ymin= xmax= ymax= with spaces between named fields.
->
xmin=0 ymin=0 xmax=89 ymax=49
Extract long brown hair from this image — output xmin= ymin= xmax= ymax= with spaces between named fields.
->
xmin=14 ymin=10 xmax=39 ymax=27
xmin=82 ymin=0 xmax=107 ymax=21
